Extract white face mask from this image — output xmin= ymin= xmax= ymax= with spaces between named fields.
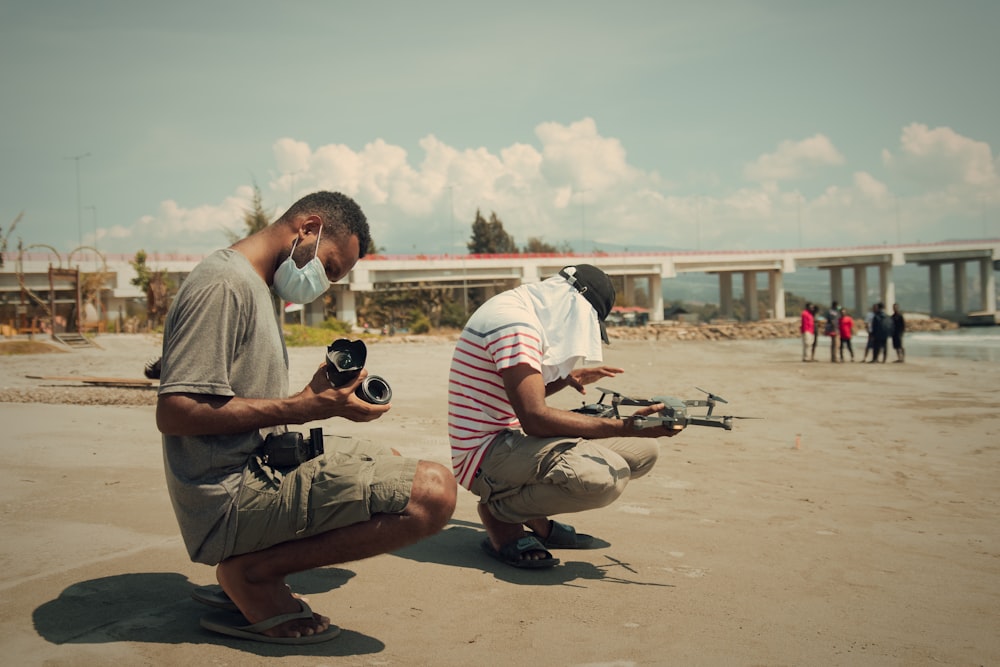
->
xmin=273 ymin=226 xmax=331 ymax=304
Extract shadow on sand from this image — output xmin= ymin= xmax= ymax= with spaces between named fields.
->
xmin=393 ymin=518 xmax=674 ymax=588
xmin=33 ymin=568 xmax=385 ymax=657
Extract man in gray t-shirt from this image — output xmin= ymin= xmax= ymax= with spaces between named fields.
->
xmin=157 ymin=191 xmax=456 ymax=644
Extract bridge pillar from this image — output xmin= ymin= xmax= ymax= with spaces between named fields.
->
xmin=980 ymin=258 xmax=996 ymax=314
xmin=928 ymin=263 xmax=943 ymax=316
xmin=955 ymin=261 xmax=967 ymax=314
xmin=879 ymin=262 xmax=895 ymax=308
xmin=830 ymin=267 xmax=844 ymax=305
xmin=853 ymin=265 xmax=868 ymax=314
xmin=743 ymin=271 xmax=759 ymax=321
xmin=481 ymin=284 xmax=499 ymax=301
xmin=650 ymin=273 xmax=664 ymax=322
xmin=336 ymin=287 xmax=357 ymax=326
xmin=623 ymin=275 xmax=637 ymax=306
xmin=719 ymin=272 xmax=734 ymax=319
xmin=768 ymin=270 xmax=785 ymax=319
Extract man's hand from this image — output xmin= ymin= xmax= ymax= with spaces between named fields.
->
xmin=296 ymin=364 xmax=391 ymax=423
xmin=628 ymin=402 xmax=685 ymax=438
xmin=565 ymin=365 xmax=625 ymax=394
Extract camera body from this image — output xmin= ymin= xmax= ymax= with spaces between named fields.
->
xmin=263 ymin=427 xmax=325 ymax=468
xmin=263 ymin=339 xmax=392 ymax=469
xmin=325 ymin=338 xmax=392 ymax=405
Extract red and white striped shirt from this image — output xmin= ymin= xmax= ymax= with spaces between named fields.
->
xmin=448 ymin=317 xmax=543 ymax=489
xmin=448 ymin=277 xmax=604 ymax=489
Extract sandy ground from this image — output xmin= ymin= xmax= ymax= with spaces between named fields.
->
xmin=0 ymin=333 xmax=998 ymax=666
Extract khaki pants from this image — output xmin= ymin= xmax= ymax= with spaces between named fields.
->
xmin=802 ymin=331 xmax=815 ymax=360
xmin=226 ymin=437 xmax=417 ymax=559
xmin=470 ymin=430 xmax=659 ymax=524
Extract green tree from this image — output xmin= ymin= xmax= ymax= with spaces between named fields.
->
xmin=0 ymin=211 xmax=22 ymax=269
xmin=130 ymin=249 xmax=175 ymax=328
xmin=468 ymin=210 xmax=518 ymax=254
xmin=522 ymin=236 xmax=558 ymax=254
xmin=357 ymin=282 xmax=463 ymax=332
xmin=224 ymin=182 xmax=272 ymax=244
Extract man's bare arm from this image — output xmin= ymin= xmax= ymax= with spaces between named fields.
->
xmin=503 ymin=364 xmax=681 ymax=439
xmin=156 ymin=366 xmax=390 ymax=436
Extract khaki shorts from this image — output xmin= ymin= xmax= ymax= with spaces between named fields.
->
xmin=226 ymin=437 xmax=417 ymax=558
xmin=470 ymin=430 xmax=659 ymax=524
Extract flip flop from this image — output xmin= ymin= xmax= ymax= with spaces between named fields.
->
xmin=200 ymin=600 xmax=341 ymax=645
xmin=191 ymin=585 xmax=239 ymax=613
xmin=481 ymin=535 xmax=559 ymax=569
xmin=532 ymin=520 xmax=597 ymax=549
xmin=191 ymin=583 xmax=305 ymax=613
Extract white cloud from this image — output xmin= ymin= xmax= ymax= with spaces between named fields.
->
xmin=273 ymin=137 xmax=312 ymax=174
xmin=126 ymin=191 xmax=251 ymax=252
xmin=99 ymin=120 xmax=997 ymax=256
xmin=882 ymin=123 xmax=997 ymax=188
xmin=536 ymin=117 xmax=634 ymax=193
xmin=743 ymin=134 xmax=845 ymax=183
xmin=853 ymin=171 xmax=888 ymax=199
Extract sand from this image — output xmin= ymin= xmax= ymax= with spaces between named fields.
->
xmin=0 ymin=333 xmax=998 ymax=666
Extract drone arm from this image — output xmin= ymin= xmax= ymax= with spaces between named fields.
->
xmin=686 ymin=416 xmax=732 ymax=431
xmin=628 ymin=415 xmax=732 ymax=431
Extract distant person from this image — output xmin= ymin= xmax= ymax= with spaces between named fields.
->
xmin=824 ymin=301 xmax=840 ymax=362
xmin=869 ymin=302 xmax=892 ymax=363
xmin=861 ymin=304 xmax=877 ymax=362
xmin=800 ymin=302 xmax=815 ymax=362
xmin=810 ymin=303 xmax=821 ymax=361
xmin=838 ymin=307 xmax=855 ymax=362
xmin=891 ymin=303 xmax=906 ymax=363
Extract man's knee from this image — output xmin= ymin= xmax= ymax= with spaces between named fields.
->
xmin=628 ymin=441 xmax=659 ymax=480
xmin=409 ymin=460 xmax=457 ymax=533
xmin=554 ymin=448 xmax=631 ymax=507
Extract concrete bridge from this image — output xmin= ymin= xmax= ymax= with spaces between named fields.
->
xmin=342 ymin=239 xmax=999 ymax=325
xmin=3 ymin=239 xmax=998 ymax=329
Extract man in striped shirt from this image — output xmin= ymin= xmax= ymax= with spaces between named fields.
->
xmin=448 ymin=264 xmax=684 ymax=568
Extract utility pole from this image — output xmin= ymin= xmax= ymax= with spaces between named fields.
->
xmin=66 ymin=152 xmax=91 ymax=250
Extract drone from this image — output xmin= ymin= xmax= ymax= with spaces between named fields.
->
xmin=572 ymin=386 xmax=757 ymax=431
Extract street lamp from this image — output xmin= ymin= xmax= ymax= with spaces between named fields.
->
xmin=576 ymin=189 xmax=589 ymax=254
xmin=797 ymin=194 xmax=803 ymax=248
xmin=85 ymin=205 xmax=98 ymax=254
xmin=894 ymin=196 xmax=901 ymax=245
xmin=66 ymin=152 xmax=91 ymax=250
xmin=695 ymin=196 xmax=702 ymax=251
xmin=447 ymin=185 xmax=455 ymax=255
xmin=449 ymin=185 xmax=468 ymax=316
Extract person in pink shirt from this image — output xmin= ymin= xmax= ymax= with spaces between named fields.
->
xmin=800 ymin=303 xmax=815 ymax=362
xmin=838 ymin=307 xmax=855 ymax=362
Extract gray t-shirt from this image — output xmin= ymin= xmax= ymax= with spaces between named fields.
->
xmin=158 ymin=249 xmax=289 ymax=564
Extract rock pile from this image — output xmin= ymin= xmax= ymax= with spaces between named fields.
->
xmin=607 ymin=316 xmax=957 ymax=343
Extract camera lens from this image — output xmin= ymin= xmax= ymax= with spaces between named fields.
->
xmin=356 ymin=375 xmax=392 ymax=405
xmin=330 ymin=350 xmax=353 ymax=369
xmin=326 ymin=339 xmax=367 ymax=387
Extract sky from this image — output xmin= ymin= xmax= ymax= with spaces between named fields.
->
xmin=1 ymin=1 xmax=998 ymax=259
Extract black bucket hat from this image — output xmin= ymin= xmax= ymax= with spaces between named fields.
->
xmin=559 ymin=264 xmax=616 ymax=344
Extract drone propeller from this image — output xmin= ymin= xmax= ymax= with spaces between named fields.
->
xmin=695 ymin=387 xmax=728 ymax=404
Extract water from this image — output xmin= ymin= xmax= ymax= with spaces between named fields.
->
xmin=902 ymin=325 xmax=1000 ymax=363
xmin=771 ymin=324 xmax=1000 ymax=363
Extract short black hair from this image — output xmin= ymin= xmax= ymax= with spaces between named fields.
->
xmin=282 ymin=191 xmax=371 ymax=259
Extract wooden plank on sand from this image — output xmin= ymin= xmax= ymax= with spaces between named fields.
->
xmin=25 ymin=375 xmax=156 ymax=386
